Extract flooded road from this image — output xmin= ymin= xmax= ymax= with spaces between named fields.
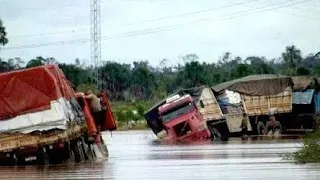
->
xmin=1 ymin=130 xmax=320 ymax=179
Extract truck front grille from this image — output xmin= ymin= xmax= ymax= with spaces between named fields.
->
xmin=173 ymin=121 xmax=191 ymax=137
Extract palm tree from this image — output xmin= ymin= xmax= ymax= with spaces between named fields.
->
xmin=281 ymin=45 xmax=302 ymax=75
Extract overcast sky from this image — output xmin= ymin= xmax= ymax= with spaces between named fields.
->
xmin=0 ymin=0 xmax=319 ymax=66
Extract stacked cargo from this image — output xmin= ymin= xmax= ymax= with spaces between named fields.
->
xmin=0 ymin=65 xmax=103 ymax=165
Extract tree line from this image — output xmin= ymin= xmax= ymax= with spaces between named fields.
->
xmin=1 ymin=19 xmax=320 ymax=101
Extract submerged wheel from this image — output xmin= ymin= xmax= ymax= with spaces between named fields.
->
xmin=80 ymin=137 xmax=94 ymax=160
xmin=209 ymin=126 xmax=221 ymax=139
xmin=257 ymin=121 xmax=266 ymax=135
xmin=71 ymin=139 xmax=85 ymax=163
xmin=36 ymin=147 xmax=49 ymax=165
xmin=100 ymin=136 xmax=109 ymax=157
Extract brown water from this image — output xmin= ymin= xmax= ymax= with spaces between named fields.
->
xmin=0 ymin=130 xmax=320 ymax=180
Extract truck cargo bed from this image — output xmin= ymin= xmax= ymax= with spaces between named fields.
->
xmin=0 ymin=122 xmax=86 ymax=153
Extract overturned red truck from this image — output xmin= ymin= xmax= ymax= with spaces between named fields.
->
xmin=144 ymin=87 xmax=215 ymax=141
xmin=0 ymin=64 xmax=116 ymax=166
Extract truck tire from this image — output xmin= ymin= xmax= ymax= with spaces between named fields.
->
xmin=257 ymin=121 xmax=266 ymax=135
xmin=7 ymin=153 xmax=18 ymax=166
xmin=80 ymin=137 xmax=93 ymax=160
xmin=209 ymin=126 xmax=221 ymax=139
xmin=71 ymin=139 xmax=85 ymax=163
xmin=100 ymin=136 xmax=109 ymax=157
xmin=36 ymin=147 xmax=49 ymax=165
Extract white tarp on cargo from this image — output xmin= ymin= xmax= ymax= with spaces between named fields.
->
xmin=0 ymin=98 xmax=75 ymax=133
xmin=219 ymin=90 xmax=241 ymax=104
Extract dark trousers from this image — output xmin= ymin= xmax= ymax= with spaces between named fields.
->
xmin=93 ymin=111 xmax=105 ymax=127
xmin=241 ymin=126 xmax=248 ymax=135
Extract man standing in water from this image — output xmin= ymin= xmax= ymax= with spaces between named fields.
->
xmin=240 ymin=113 xmax=249 ymax=138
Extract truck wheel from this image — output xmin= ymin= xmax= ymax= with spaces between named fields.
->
xmin=36 ymin=147 xmax=49 ymax=165
xmin=7 ymin=153 xmax=18 ymax=166
xmin=209 ymin=126 xmax=221 ymax=139
xmin=257 ymin=121 xmax=266 ymax=135
xmin=80 ymin=137 xmax=93 ymax=160
xmin=100 ymin=136 xmax=109 ymax=157
xmin=71 ymin=140 xmax=85 ymax=163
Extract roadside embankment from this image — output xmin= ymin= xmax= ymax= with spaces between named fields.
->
xmin=110 ymin=101 xmax=154 ymax=131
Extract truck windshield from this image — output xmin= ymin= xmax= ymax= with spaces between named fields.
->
xmin=161 ymin=102 xmax=194 ymax=123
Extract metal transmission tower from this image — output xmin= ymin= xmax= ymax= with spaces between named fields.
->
xmin=90 ymin=0 xmax=101 ymax=90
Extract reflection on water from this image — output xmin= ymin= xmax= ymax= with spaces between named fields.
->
xmin=0 ymin=130 xmax=320 ymax=180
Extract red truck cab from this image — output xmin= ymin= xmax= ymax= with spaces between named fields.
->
xmin=158 ymin=94 xmax=210 ymax=141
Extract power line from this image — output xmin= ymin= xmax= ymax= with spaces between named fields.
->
xmin=2 ymin=0 xmax=312 ymax=50
xmin=11 ymin=0 xmax=260 ymax=38
xmin=228 ymin=0 xmax=320 ymax=21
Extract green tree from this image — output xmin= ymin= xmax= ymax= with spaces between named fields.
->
xmin=59 ymin=63 xmax=89 ymax=88
xmin=0 ymin=19 xmax=8 ymax=48
xmin=0 ymin=58 xmax=13 ymax=72
xmin=100 ymin=61 xmax=131 ymax=100
xmin=282 ymin=45 xmax=302 ymax=75
xmin=8 ymin=57 xmax=24 ymax=69
xmin=296 ymin=67 xmax=310 ymax=76
xmin=130 ymin=61 xmax=156 ymax=100
xmin=26 ymin=57 xmax=46 ymax=68
xmin=177 ymin=60 xmax=206 ymax=88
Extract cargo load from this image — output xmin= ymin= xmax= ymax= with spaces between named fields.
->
xmin=0 ymin=65 xmax=113 ymax=166
xmin=0 ymin=65 xmax=82 ymax=133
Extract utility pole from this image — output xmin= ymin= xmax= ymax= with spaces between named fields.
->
xmin=90 ymin=0 xmax=101 ymax=91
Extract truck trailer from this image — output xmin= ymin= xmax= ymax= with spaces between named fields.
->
xmin=0 ymin=65 xmax=116 ymax=166
xmin=145 ymin=74 xmax=320 ymax=141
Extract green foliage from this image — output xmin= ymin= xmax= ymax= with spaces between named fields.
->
xmin=1 ymin=44 xmax=320 ymax=102
xmin=26 ymin=57 xmax=45 ymax=68
xmin=76 ymin=83 xmax=98 ymax=93
xmin=282 ymin=45 xmax=302 ymax=75
xmin=288 ymin=129 xmax=320 ymax=163
xmin=115 ymin=109 xmax=127 ymax=123
xmin=136 ymin=103 xmax=145 ymax=117
xmin=59 ymin=63 xmax=90 ymax=88
xmin=296 ymin=67 xmax=310 ymax=76
xmin=0 ymin=19 xmax=8 ymax=47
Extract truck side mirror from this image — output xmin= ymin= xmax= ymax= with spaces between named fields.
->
xmin=200 ymin=100 xmax=205 ymax=108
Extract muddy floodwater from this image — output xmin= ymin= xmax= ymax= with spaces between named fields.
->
xmin=1 ymin=130 xmax=320 ymax=179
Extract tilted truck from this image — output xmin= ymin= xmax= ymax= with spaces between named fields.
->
xmin=144 ymin=87 xmax=216 ymax=141
xmin=210 ymin=74 xmax=293 ymax=137
xmin=0 ymin=64 xmax=116 ymax=166
xmin=145 ymin=75 xmax=312 ymax=140
xmin=155 ymin=94 xmax=210 ymax=141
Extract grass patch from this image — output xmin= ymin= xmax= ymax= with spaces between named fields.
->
xmin=110 ymin=101 xmax=155 ymax=131
xmin=284 ymin=129 xmax=320 ymax=163
xmin=116 ymin=121 xmax=149 ymax=131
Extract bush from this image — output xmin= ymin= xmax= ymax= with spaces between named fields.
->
xmin=136 ymin=103 xmax=145 ymax=117
xmin=115 ymin=110 xmax=127 ymax=123
xmin=286 ymin=129 xmax=320 ymax=163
